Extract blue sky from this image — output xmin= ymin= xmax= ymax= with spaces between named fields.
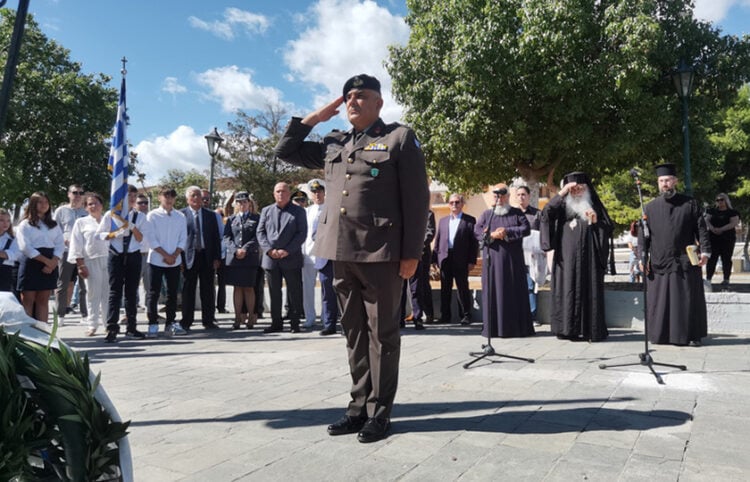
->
xmin=26 ymin=0 xmax=750 ymax=184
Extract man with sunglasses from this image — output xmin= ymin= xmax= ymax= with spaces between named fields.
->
xmin=54 ymin=184 xmax=89 ymax=322
xmin=433 ymin=194 xmax=478 ymax=325
xmin=475 ymin=183 xmax=534 ymax=338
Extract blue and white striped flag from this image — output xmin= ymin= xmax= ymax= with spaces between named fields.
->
xmin=106 ymin=77 xmax=129 ymax=238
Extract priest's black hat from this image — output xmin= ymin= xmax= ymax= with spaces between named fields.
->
xmin=563 ymin=171 xmax=589 ymax=185
xmin=343 ymin=74 xmax=381 ymax=98
xmin=655 ymin=163 xmax=677 ymax=177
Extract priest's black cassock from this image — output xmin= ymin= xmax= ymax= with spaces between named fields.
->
xmin=641 ymin=193 xmax=709 ymax=345
xmin=474 ymin=207 xmax=534 ymax=338
xmin=540 ymin=186 xmax=613 ymax=342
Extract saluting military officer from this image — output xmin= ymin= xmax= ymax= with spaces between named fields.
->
xmin=274 ymin=74 xmax=429 ymax=443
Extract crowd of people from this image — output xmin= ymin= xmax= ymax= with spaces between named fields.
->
xmin=0 ymin=73 xmax=742 ymax=445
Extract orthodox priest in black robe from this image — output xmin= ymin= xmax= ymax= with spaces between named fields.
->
xmin=475 ymin=183 xmax=534 ymax=338
xmin=541 ymin=172 xmax=613 ymax=342
xmin=641 ymin=163 xmax=709 ymax=346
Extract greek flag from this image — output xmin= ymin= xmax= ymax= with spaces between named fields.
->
xmin=106 ymin=77 xmax=129 ymax=237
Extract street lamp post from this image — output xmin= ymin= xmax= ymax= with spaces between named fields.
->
xmin=204 ymin=127 xmax=224 ymax=206
xmin=672 ymin=59 xmax=695 ymax=196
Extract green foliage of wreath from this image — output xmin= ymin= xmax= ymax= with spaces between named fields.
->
xmin=0 ymin=325 xmax=130 ymax=481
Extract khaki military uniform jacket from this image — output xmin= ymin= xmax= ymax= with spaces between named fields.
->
xmin=275 ymin=117 xmax=429 ymax=263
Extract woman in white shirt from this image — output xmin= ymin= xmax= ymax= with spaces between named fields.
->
xmin=0 ymin=208 xmax=21 ymax=293
xmin=16 ymin=192 xmax=65 ymax=322
xmin=68 ymin=192 xmax=109 ymax=336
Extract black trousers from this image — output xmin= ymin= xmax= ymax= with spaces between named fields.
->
xmin=148 ymin=264 xmax=180 ymax=325
xmin=107 ymin=251 xmax=142 ymax=333
xmin=181 ymin=253 xmax=216 ymax=327
xmin=706 ymin=239 xmax=734 ymax=282
xmin=439 ymin=252 xmax=472 ymax=321
xmin=215 ymin=262 xmax=226 ymax=311
xmin=266 ymin=265 xmax=302 ymax=329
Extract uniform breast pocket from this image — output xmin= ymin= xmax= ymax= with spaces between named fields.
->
xmin=325 ymin=147 xmax=343 ymax=176
xmin=360 ymin=152 xmax=392 ymax=178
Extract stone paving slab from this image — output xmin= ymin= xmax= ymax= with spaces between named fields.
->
xmin=48 ymin=308 xmax=750 ymax=481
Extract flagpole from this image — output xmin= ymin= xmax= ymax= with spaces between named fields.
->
xmin=106 ymin=57 xmax=130 ymax=238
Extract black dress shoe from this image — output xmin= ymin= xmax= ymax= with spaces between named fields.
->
xmin=460 ymin=317 xmax=472 ymax=325
xmin=217 ymin=308 xmax=228 ymax=314
xmin=263 ymin=326 xmax=283 ymax=334
xmin=290 ymin=326 xmax=301 ymax=333
xmin=320 ymin=327 xmax=337 ymax=336
xmin=414 ymin=320 xmax=425 ymax=330
xmin=104 ymin=330 xmax=118 ymax=343
xmin=327 ymin=415 xmax=367 ymax=436
xmin=203 ymin=322 xmax=220 ymax=330
xmin=357 ymin=417 xmax=391 ymax=443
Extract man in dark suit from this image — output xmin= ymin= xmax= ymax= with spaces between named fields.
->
xmin=274 ymin=74 xmax=429 ymax=443
xmin=257 ymin=182 xmax=307 ymax=334
xmin=433 ymin=194 xmax=478 ymax=325
xmin=180 ymin=186 xmax=222 ymax=331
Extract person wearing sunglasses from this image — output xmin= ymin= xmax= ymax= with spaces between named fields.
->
xmin=433 ymin=193 xmax=479 ymax=326
xmin=475 ymin=183 xmax=535 ymax=338
xmin=705 ymin=193 xmax=740 ymax=290
xmin=53 ymin=183 xmax=88 ymax=322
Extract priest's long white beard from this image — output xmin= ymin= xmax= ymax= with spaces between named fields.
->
xmin=494 ymin=204 xmax=510 ymax=216
xmin=565 ymin=190 xmax=593 ymax=221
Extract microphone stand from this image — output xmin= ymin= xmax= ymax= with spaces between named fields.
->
xmin=598 ymin=170 xmax=686 ymax=384
xmin=464 ymin=199 xmax=535 ymax=369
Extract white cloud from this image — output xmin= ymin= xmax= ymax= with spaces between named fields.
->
xmin=188 ymin=8 xmax=270 ymax=41
xmin=194 ymin=65 xmax=284 ymax=113
xmin=283 ymin=0 xmax=410 ymax=122
xmin=693 ymin=0 xmax=750 ymax=23
xmin=134 ymin=126 xmax=211 ymax=184
xmin=161 ymin=77 xmax=187 ymax=95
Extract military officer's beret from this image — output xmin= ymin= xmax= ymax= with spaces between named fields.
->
xmin=342 ymin=74 xmax=381 ymax=98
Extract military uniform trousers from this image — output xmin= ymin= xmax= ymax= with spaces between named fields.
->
xmin=334 ymin=260 xmax=402 ymax=420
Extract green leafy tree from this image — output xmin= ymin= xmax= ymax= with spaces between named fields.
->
xmin=218 ymin=105 xmax=321 ymax=209
xmin=156 ymin=169 xmax=210 ymax=210
xmin=388 ymin=0 xmax=750 ymax=193
xmin=0 ymin=9 xmax=118 ymax=209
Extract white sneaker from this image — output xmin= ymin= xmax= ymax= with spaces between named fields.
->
xmin=147 ymin=324 xmax=159 ymax=338
xmin=172 ymin=323 xmax=187 ymax=336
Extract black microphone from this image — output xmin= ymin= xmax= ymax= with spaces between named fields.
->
xmin=629 ymin=168 xmax=640 ymax=179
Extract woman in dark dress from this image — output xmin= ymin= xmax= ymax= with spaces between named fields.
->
xmin=16 ymin=192 xmax=65 ymax=322
xmin=224 ymin=191 xmax=261 ymax=329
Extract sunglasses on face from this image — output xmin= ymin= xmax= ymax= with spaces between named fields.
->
xmin=716 ymin=198 xmax=725 ymax=202
xmin=71 ymin=191 xmax=85 ymax=195
xmin=448 ymin=201 xmax=462 ymax=205
xmin=137 ymin=201 xmax=148 ymax=205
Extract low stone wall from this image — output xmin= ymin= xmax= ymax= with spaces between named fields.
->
xmin=536 ymin=287 xmax=750 ymax=333
xmin=429 ymin=283 xmax=750 ymax=334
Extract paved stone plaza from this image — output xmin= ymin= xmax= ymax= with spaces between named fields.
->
xmin=54 ymin=299 xmax=750 ymax=482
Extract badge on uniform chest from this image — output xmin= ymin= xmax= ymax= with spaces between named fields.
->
xmin=363 ymin=143 xmax=388 ymax=151
xmin=370 ymin=167 xmax=379 ymax=177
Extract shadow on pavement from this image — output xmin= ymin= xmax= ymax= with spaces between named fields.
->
xmin=127 ymin=397 xmax=690 ymax=435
